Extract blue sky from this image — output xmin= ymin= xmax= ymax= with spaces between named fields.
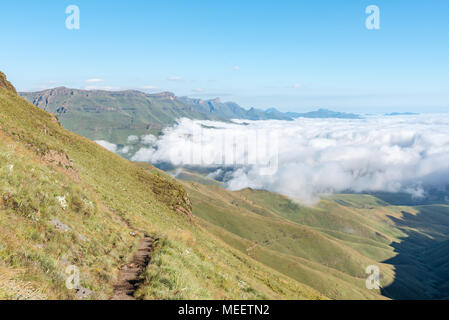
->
xmin=1 ymin=0 xmax=448 ymax=113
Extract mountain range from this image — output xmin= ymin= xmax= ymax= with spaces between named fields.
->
xmin=20 ymin=87 xmax=361 ymax=147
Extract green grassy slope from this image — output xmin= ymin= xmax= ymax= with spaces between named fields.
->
xmin=0 ymin=74 xmax=323 ymax=300
xmin=169 ymin=175 xmax=449 ymax=300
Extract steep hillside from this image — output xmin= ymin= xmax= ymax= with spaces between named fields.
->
xmin=0 ymin=73 xmax=323 ymax=300
xmin=147 ymin=168 xmax=449 ymax=300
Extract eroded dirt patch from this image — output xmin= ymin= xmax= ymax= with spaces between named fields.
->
xmin=42 ymin=150 xmax=79 ymax=179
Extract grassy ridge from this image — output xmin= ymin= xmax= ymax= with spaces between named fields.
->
xmin=0 ymin=81 xmax=323 ymax=300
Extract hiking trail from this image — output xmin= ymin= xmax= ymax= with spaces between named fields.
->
xmin=110 ymin=236 xmax=155 ymax=300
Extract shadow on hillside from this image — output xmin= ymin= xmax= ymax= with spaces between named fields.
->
xmin=369 ymin=191 xmax=449 ymax=206
xmin=381 ymin=209 xmax=449 ymax=300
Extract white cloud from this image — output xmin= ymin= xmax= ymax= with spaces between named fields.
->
xmin=192 ymin=88 xmax=204 ymax=93
xmin=141 ymin=134 xmax=157 ymax=145
xmin=130 ymin=115 xmax=449 ymax=204
xmin=95 ymin=140 xmax=117 ymax=153
xmin=85 ymin=78 xmax=104 ymax=84
xmin=293 ymin=83 xmax=303 ymax=88
xmin=167 ymin=76 xmax=182 ymax=82
xmin=84 ymin=86 xmax=121 ymax=91
xmin=141 ymin=85 xmax=159 ymax=91
xmin=120 ymin=146 xmax=131 ymax=154
xmin=127 ymin=135 xmax=139 ymax=143
xmin=232 ymin=66 xmax=241 ymax=71
xmin=132 ymin=147 xmax=155 ymax=162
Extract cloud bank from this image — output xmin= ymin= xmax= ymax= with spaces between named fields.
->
xmin=95 ymin=140 xmax=117 ymax=153
xmin=130 ymin=115 xmax=449 ymax=204
xmin=85 ymin=78 xmax=104 ymax=84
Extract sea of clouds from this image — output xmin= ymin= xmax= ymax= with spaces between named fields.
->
xmin=97 ymin=114 xmax=449 ymax=204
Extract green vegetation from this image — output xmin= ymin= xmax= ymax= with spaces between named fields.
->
xmin=164 ymin=174 xmax=449 ymax=300
xmin=0 ymin=73 xmax=323 ymax=300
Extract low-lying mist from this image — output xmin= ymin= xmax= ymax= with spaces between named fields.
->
xmin=102 ymin=115 xmax=449 ymax=204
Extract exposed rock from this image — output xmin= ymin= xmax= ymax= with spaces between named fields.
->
xmin=50 ymin=219 xmax=71 ymax=232
xmin=148 ymin=91 xmax=175 ymax=99
xmin=56 ymin=196 xmax=68 ymax=210
xmin=75 ymin=286 xmax=93 ymax=300
xmin=59 ymin=259 xmax=70 ymax=266
xmin=42 ymin=150 xmax=73 ymax=168
xmin=176 ymin=205 xmax=192 ymax=217
xmin=77 ymin=233 xmax=88 ymax=242
xmin=42 ymin=150 xmax=79 ymax=179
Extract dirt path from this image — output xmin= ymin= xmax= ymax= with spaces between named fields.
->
xmin=110 ymin=236 xmax=155 ymax=300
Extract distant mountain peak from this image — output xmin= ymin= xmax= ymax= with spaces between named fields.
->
xmin=286 ymin=108 xmax=361 ymax=119
xmin=385 ymin=112 xmax=419 ymax=116
xmin=265 ymin=107 xmax=280 ymax=113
